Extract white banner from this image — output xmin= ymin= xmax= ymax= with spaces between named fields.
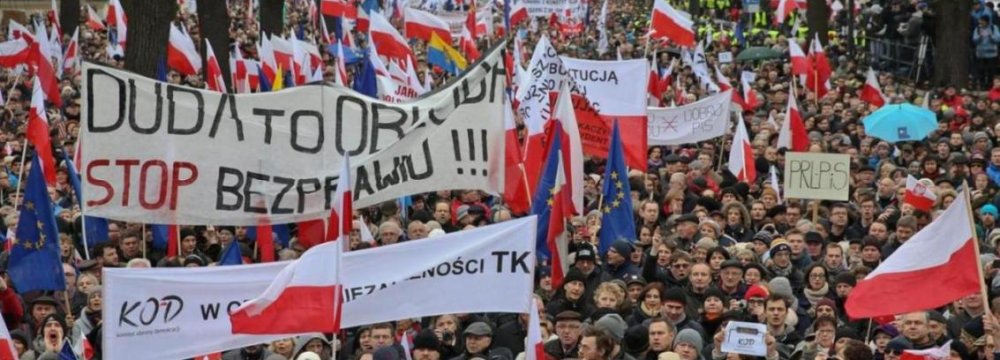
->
xmin=103 ymin=217 xmax=537 ymax=360
xmin=522 ymin=0 xmax=587 ymax=17
xmin=647 ymin=90 xmax=732 ymax=145
xmin=81 ymin=46 xmax=506 ymax=225
xmin=559 ymin=57 xmax=649 ymax=116
xmin=376 ymin=75 xmax=421 ymax=103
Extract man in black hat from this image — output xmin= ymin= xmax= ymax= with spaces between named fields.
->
xmin=572 ymin=243 xmax=611 ymax=302
xmin=605 ymin=240 xmax=640 ymax=281
xmin=545 ymin=311 xmax=583 ymax=359
xmin=804 ymin=231 xmax=826 ymax=263
xmin=667 ymin=214 xmax=700 ymax=251
xmin=23 ymin=296 xmax=60 ymax=337
xmin=716 ymin=259 xmax=746 ymax=300
xmin=411 ymin=329 xmax=442 ymax=360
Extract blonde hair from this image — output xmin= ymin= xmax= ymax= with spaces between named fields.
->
xmin=593 ymin=282 xmax=625 ymax=306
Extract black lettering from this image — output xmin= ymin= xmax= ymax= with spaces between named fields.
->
xmin=271 ymin=176 xmax=295 ymax=214
xmin=128 ymin=79 xmax=162 ymax=134
xmin=355 ymin=166 xmax=374 ymax=196
xmin=290 ymin=110 xmax=324 ymax=154
xmin=370 ymin=103 xmax=407 ymax=153
xmin=253 ymin=108 xmax=284 ymax=145
xmin=118 ymin=301 xmax=140 ymax=327
xmin=243 ymin=171 xmax=269 ymax=214
xmin=407 ymin=140 xmax=434 ymax=180
xmin=209 ymin=94 xmax=245 ymax=141
xmin=297 ymin=178 xmax=322 ymax=214
xmin=337 ymin=96 xmax=368 ymax=156
xmin=216 ymin=167 xmax=244 ymax=211
xmin=511 ymin=251 xmax=530 ymax=273
xmin=167 ymin=85 xmax=205 ymax=135
xmin=199 ymin=303 xmax=220 ymax=320
xmin=492 ymin=251 xmax=508 ymax=273
xmin=87 ymin=68 xmax=126 ymax=133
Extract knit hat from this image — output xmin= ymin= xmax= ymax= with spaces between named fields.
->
xmin=744 ymin=284 xmax=770 ymax=300
xmin=296 ymin=352 xmax=322 ymax=360
xmin=768 ymin=277 xmax=797 ymax=309
xmin=836 ymin=326 xmax=860 ymax=341
xmin=662 ymin=287 xmax=688 ymax=305
xmin=833 ymin=272 xmax=857 ymax=287
xmin=673 ymin=329 xmax=703 ymax=350
xmin=874 ymin=324 xmax=900 ymax=338
xmin=623 ymin=325 xmax=649 ymax=354
xmin=595 ymin=313 xmax=628 ymax=341
xmin=928 ymin=310 xmax=947 ymax=324
xmin=704 ymin=287 xmax=728 ymax=304
xmin=981 ymin=204 xmax=999 ymax=217
xmin=752 ymin=231 xmax=774 ymax=246
xmin=805 ymin=231 xmax=824 ymax=244
xmin=744 ymin=263 xmax=768 ymax=281
xmin=563 ymin=268 xmax=587 ymax=287
xmin=373 ymin=347 xmax=401 ymax=360
xmin=412 ymin=329 xmax=440 ymax=351
xmin=816 ymin=298 xmax=837 ymax=311
xmin=768 ymin=240 xmax=792 ymax=258
xmin=609 ymin=240 xmax=634 ymax=257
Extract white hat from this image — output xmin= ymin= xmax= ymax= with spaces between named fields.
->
xmin=296 ymin=352 xmax=321 ymax=360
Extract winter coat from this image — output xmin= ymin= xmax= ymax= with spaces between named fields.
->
xmin=974 ymin=24 xmax=1000 ymax=58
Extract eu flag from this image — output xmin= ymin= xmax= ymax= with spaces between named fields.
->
xmin=353 ymin=54 xmax=378 ymax=98
xmin=529 ymin=123 xmax=566 ymax=260
xmin=598 ymin=120 xmax=636 ymax=255
xmin=59 ymin=341 xmax=77 ymax=360
xmin=218 ymin=240 xmax=243 ymax=266
xmin=8 ymin=155 xmax=65 ymax=293
xmin=247 ymin=224 xmax=291 ymax=248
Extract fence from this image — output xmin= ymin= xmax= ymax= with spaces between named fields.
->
xmin=865 ymin=35 xmax=933 ymax=83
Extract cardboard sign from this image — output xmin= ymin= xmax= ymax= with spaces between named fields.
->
xmin=719 ymin=51 xmax=733 ymax=63
xmin=721 ymin=321 xmax=767 ymax=356
xmin=783 ymin=152 xmax=851 ymax=201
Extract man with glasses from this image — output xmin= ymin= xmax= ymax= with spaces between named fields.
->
xmin=545 ymin=311 xmax=583 ymax=359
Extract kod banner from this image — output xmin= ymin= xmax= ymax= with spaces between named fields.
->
xmin=103 ymin=217 xmax=537 ymax=360
xmin=81 ymin=45 xmax=506 ymax=225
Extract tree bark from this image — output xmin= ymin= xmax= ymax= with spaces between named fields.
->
xmin=259 ymin=0 xmax=285 ymax=36
xmin=122 ymin=0 xmax=176 ymax=78
xmin=807 ymin=0 xmax=830 ymax=45
xmin=198 ymin=0 xmax=232 ymax=91
xmin=60 ymin=0 xmax=80 ymax=38
xmin=932 ymin=0 xmax=971 ymax=87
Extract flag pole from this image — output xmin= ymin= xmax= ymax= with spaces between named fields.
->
xmin=964 ymin=180 xmax=995 ymax=347
xmin=141 ymin=223 xmax=147 ymax=259
xmin=13 ymin=147 xmax=28 ymax=207
xmin=81 ymin=215 xmax=90 ymax=260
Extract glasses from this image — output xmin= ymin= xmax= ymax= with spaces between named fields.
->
xmin=672 ymin=263 xmax=690 ymax=269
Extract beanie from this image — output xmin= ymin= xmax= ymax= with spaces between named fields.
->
xmin=744 ymin=284 xmax=770 ymax=301
xmin=623 ymin=324 xmax=649 ymax=354
xmin=412 ymin=329 xmax=440 ymax=351
xmin=563 ymin=268 xmax=587 ymax=287
xmin=673 ymin=329 xmax=703 ymax=350
xmin=768 ymin=277 xmax=796 ymax=308
xmin=662 ymin=287 xmax=687 ymax=306
xmin=595 ymin=314 xmax=628 ymax=341
xmin=704 ymin=287 xmax=728 ymax=304
xmin=834 ymin=272 xmax=857 ymax=287
xmin=610 ymin=240 xmax=634 ymax=257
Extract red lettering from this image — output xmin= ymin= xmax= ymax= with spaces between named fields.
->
xmin=170 ymin=162 xmax=198 ymax=210
xmin=85 ymin=159 xmax=113 ymax=207
xmin=139 ymin=160 xmax=168 ymax=210
xmin=115 ymin=159 xmax=140 ymax=206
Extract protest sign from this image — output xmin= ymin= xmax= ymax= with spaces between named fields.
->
xmin=718 ymin=52 xmax=733 ymax=63
xmin=783 ymin=152 xmax=850 ymax=201
xmin=81 ymin=45 xmax=506 ymax=226
xmin=647 ymin=90 xmax=731 ymax=146
xmin=103 ymin=217 xmax=537 ymax=360
xmin=521 ymin=0 xmax=587 ymax=17
xmin=559 ymin=57 xmax=649 ymax=170
xmin=438 ymin=6 xmax=493 ymax=38
xmin=720 ymin=321 xmax=767 ymax=356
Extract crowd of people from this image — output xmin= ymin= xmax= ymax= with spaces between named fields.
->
xmin=4 ymin=0 xmax=1000 ymax=359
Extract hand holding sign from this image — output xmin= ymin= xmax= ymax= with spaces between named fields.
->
xmin=720 ymin=321 xmax=767 ymax=356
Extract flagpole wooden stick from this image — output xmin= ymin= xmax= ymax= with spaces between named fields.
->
xmin=62 ymin=291 xmax=72 ymax=316
xmin=176 ymin=224 xmax=182 ymax=257
xmin=80 ymin=215 xmax=90 ymax=260
xmin=964 ymin=180 xmax=995 ymax=346
xmin=142 ymin=223 xmax=147 ymax=259
xmin=13 ymin=144 xmax=28 ymax=207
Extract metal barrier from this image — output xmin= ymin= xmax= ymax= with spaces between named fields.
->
xmin=865 ymin=35 xmax=933 ymax=83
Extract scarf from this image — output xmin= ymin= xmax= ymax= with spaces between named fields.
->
xmin=640 ymin=302 xmax=660 ymax=317
xmin=804 ymin=282 xmax=830 ymax=307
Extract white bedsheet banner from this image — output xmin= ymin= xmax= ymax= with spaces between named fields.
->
xmin=81 ymin=45 xmax=506 ymax=225
xmin=103 ymin=217 xmax=536 ymax=360
xmin=647 ymin=90 xmax=732 ymax=145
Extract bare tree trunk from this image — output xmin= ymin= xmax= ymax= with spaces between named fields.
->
xmin=198 ymin=0 xmax=232 ymax=91
xmin=807 ymin=0 xmax=830 ymax=45
xmin=60 ymin=0 xmax=80 ymax=38
xmin=932 ymin=0 xmax=971 ymax=87
xmin=259 ymin=0 xmax=285 ymax=36
xmin=122 ymin=0 xmax=176 ymax=78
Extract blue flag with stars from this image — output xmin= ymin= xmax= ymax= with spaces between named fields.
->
xmin=8 ymin=155 xmax=66 ymax=294
xmin=598 ymin=120 xmax=636 ymax=255
xmin=529 ymin=123 xmax=567 ymax=260
xmin=218 ymin=240 xmax=244 ymax=266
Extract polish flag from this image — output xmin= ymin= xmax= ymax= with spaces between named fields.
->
xmin=0 ymin=39 xmax=31 ymax=67
xmin=356 ymin=215 xmax=377 ymax=245
xmin=166 ymin=24 xmax=202 ymax=76
xmin=321 ymin=0 xmax=358 ymax=18
xmin=0 ymin=311 xmax=16 ymax=360
xmin=900 ymin=340 xmax=952 ymax=360
xmin=106 ymin=0 xmax=127 ymax=45
xmin=503 ymin=95 xmax=530 ymax=215
xmin=326 ymin=155 xmax=353 ymax=250
xmin=806 ymin=34 xmax=831 ymax=99
xmin=769 ymin=165 xmax=782 ymax=204
xmin=715 ymin=65 xmax=732 ymax=91
xmin=204 ymin=39 xmax=226 ymax=92
xmin=741 ymin=76 xmax=759 ymax=110
xmin=545 ymin=122 xmax=573 ymax=288
xmin=63 ymin=29 xmax=79 ymax=75
xmin=269 ymin=35 xmax=295 ymax=76
xmin=229 ymin=235 xmax=344 ymax=334
xmin=259 ymin=37 xmax=278 ymax=84
xmin=775 ymin=0 xmax=798 ymax=25
xmin=904 ymin=175 xmax=936 ymax=212
xmin=7 ymin=20 xmax=34 ymax=42
xmin=370 ymin=12 xmax=414 ymax=61
xmin=728 ymin=113 xmax=756 ymax=182
xmin=649 ymin=0 xmax=695 ymax=48
xmin=460 ymin=26 xmax=480 ymax=62
xmin=334 ymin=40 xmax=349 ymax=86
xmin=166 ymin=224 xmax=179 ymax=257
xmin=230 ymin=46 xmax=248 ymax=93
xmin=788 ymin=39 xmax=809 ymax=76
xmin=552 ymin=82 xmax=585 ymax=215
xmin=846 ymin=189 xmax=981 ymax=319
xmin=27 ymin=76 xmax=57 ymax=186
xmin=404 ymin=8 xmax=452 ymax=44
xmin=861 ymin=67 xmax=887 ymax=107
xmin=525 ymin=299 xmax=545 ymax=360
xmin=85 ymin=5 xmax=106 ymax=31
xmin=776 ymin=84 xmax=809 ymax=151
xmin=510 ymin=1 xmax=529 ymax=27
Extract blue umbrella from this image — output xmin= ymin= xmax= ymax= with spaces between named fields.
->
xmin=862 ymin=103 xmax=937 ymax=143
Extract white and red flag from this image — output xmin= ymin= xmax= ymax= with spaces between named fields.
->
xmin=650 ymin=0 xmax=695 ymax=48
xmin=525 ymin=299 xmax=545 ymax=360
xmin=85 ymin=5 xmax=106 ymax=31
xmin=903 ymin=175 xmax=936 ymax=212
xmin=370 ymin=12 xmax=414 ymax=61
xmin=204 ymin=39 xmax=226 ymax=92
xmin=167 ymin=24 xmax=202 ymax=76
xmin=28 ymin=76 xmax=58 ymax=186
xmin=846 ymin=189 xmax=982 ymax=319
xmin=861 ymin=67 xmax=887 ymax=107
xmin=776 ymin=84 xmax=809 ymax=151
xmin=404 ymin=8 xmax=452 ymax=44
xmin=788 ymin=39 xmax=809 ymax=76
xmin=728 ymin=113 xmax=756 ymax=182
